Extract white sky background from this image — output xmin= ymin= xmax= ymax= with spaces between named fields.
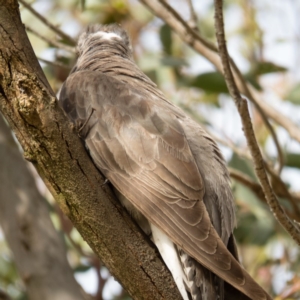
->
xmin=6 ymin=0 xmax=298 ymax=298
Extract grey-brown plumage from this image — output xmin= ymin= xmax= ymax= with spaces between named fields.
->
xmin=59 ymin=24 xmax=272 ymax=300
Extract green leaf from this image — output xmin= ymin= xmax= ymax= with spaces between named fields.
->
xmin=160 ymin=56 xmax=187 ymax=67
xmin=285 ymin=152 xmax=300 ymax=169
xmin=159 ymin=24 xmax=172 ymax=55
xmin=249 ymin=61 xmax=287 ymax=77
xmin=234 ymin=212 xmax=274 ymax=245
xmin=229 ymin=153 xmax=257 ymax=180
xmin=244 ymin=62 xmax=286 ymax=90
xmin=74 ymin=264 xmax=92 ymax=273
xmin=285 ymin=83 xmax=300 ymax=105
xmin=200 ymin=93 xmax=220 ymax=106
xmin=189 ymin=72 xmax=228 ymax=93
xmin=244 ymin=74 xmax=262 ymax=90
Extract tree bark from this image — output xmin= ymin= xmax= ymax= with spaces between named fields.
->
xmin=0 ymin=1 xmax=181 ymax=299
xmin=0 ymin=114 xmax=87 ymax=300
xmin=0 ymin=289 xmax=11 ymax=300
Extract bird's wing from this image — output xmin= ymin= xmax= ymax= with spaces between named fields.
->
xmin=59 ymin=70 xmax=271 ymax=300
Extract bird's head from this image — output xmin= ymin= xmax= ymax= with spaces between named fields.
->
xmin=76 ymin=24 xmax=133 ymax=59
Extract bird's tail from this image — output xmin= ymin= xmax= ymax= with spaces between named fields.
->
xmin=178 ymin=235 xmax=253 ymax=300
xmin=178 ymin=247 xmax=224 ymax=300
xmin=223 ymin=235 xmax=252 ymax=300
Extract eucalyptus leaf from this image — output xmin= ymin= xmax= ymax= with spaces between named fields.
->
xmin=244 ymin=74 xmax=262 ymax=90
xmin=248 ymin=61 xmax=287 ymax=77
xmin=189 ymin=72 xmax=228 ymax=93
xmin=159 ymin=24 xmax=172 ymax=55
xmin=285 ymin=152 xmax=300 ymax=169
xmin=160 ymin=56 xmax=187 ymax=67
xmin=74 ymin=265 xmax=92 ymax=273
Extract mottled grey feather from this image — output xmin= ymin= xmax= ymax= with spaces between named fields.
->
xmin=59 ymin=24 xmax=271 ymax=300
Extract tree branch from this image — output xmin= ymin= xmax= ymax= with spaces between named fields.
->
xmin=213 ymin=0 xmax=300 ymax=245
xmin=0 ymin=1 xmax=181 ymax=299
xmin=0 ymin=114 xmax=87 ymax=300
xmin=229 ymin=168 xmax=267 ymax=201
xmin=19 ymin=0 xmax=76 ymax=45
xmin=204 ymin=123 xmax=300 ymax=204
xmin=229 ymin=168 xmax=300 ymax=220
xmin=186 ymin=0 xmax=199 ymax=32
xmin=37 ymin=57 xmax=71 ymax=70
xmin=26 ymin=26 xmax=75 ymax=53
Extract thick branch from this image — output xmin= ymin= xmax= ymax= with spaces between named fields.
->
xmin=0 ymin=1 xmax=181 ymax=299
xmin=0 ymin=114 xmax=86 ymax=300
xmin=214 ymin=0 xmax=300 ymax=245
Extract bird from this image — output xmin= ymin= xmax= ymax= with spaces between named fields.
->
xmin=58 ymin=24 xmax=272 ymax=300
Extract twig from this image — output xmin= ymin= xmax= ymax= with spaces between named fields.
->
xmin=214 ymin=0 xmax=300 ymax=245
xmin=229 ymin=168 xmax=266 ymax=202
xmin=206 ymin=127 xmax=300 ymax=213
xmin=139 ymin=0 xmax=218 ymax=60
xmin=264 ymin=164 xmax=300 ymax=216
xmin=139 ymin=0 xmax=297 ymax=162
xmin=19 ymin=0 xmax=76 ymax=45
xmin=250 ymin=85 xmax=300 ymax=144
xmin=204 ymin=124 xmax=277 ymax=172
xmin=229 ymin=168 xmax=300 ymax=220
xmin=186 ymin=0 xmax=199 ymax=32
xmin=229 ymin=61 xmax=284 ymax=174
xmin=93 ymin=257 xmax=106 ymax=300
xmin=26 ymin=26 xmax=75 ymax=53
xmin=37 ymin=57 xmax=71 ymax=70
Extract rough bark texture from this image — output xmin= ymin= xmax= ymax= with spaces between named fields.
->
xmin=0 ymin=114 xmax=86 ymax=300
xmin=0 ymin=1 xmax=181 ymax=299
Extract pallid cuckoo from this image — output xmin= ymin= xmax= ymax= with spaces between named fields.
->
xmin=59 ymin=24 xmax=272 ymax=300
